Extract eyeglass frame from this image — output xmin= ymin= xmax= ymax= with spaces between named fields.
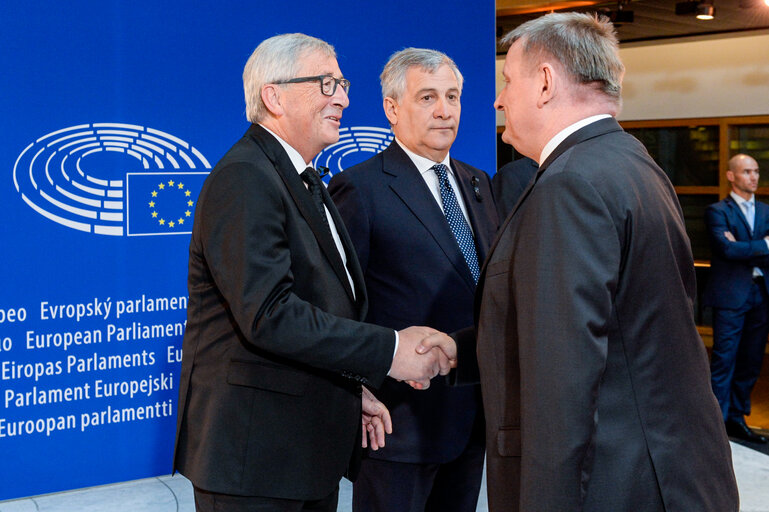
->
xmin=273 ymin=74 xmax=351 ymax=96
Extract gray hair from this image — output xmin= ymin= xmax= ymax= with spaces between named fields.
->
xmin=380 ymin=47 xmax=464 ymax=101
xmin=243 ymin=33 xmax=337 ymax=123
xmin=500 ymin=12 xmax=624 ymax=101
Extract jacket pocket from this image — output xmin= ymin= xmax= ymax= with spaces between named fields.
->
xmin=227 ymin=359 xmax=310 ymax=396
xmin=486 ymin=259 xmax=510 ymax=277
xmin=497 ymin=427 xmax=521 ymax=457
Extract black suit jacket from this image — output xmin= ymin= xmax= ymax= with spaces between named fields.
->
xmin=328 ymin=142 xmax=498 ymax=463
xmin=704 ymin=194 xmax=769 ymax=309
xmin=173 ymin=124 xmax=395 ymax=500
xmin=476 ymin=118 xmax=738 ymax=511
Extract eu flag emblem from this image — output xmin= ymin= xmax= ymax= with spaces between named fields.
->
xmin=126 ymin=172 xmax=208 ymax=236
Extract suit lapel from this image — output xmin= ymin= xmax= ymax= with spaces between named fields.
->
xmin=478 ymin=117 xmax=625 ymax=295
xmin=725 ymin=196 xmax=753 ymax=238
xmin=755 ymin=201 xmax=768 ymax=238
xmin=248 ymin=124 xmax=357 ymax=304
xmin=383 ymin=144 xmax=476 ymax=291
xmin=319 ymin=183 xmax=368 ymax=309
xmin=452 ymin=159 xmax=492 ymax=264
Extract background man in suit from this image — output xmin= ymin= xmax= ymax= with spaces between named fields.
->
xmin=329 ymin=48 xmax=498 ymax=512
xmin=491 ymin=157 xmax=538 ymax=219
xmin=473 ymin=13 xmax=738 ymax=511
xmin=705 ymin=153 xmax=769 ymax=444
xmin=173 ymin=33 xmax=457 ymax=512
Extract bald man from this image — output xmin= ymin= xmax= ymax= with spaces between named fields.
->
xmin=705 ymin=153 xmax=769 ymax=444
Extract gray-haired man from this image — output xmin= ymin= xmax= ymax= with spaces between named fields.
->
xmin=474 ymin=12 xmax=738 ymax=512
xmin=173 ymin=34 xmax=457 ymax=512
xmin=330 ymin=47 xmax=498 ymax=512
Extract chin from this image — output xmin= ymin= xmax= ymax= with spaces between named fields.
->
xmin=322 ymin=129 xmax=341 ymax=145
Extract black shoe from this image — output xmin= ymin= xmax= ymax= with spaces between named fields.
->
xmin=725 ymin=419 xmax=768 ymax=444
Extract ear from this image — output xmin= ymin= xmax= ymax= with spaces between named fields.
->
xmin=726 ymin=169 xmax=735 ymax=184
xmin=261 ymin=84 xmax=285 ymax=117
xmin=383 ymin=97 xmax=399 ymax=126
xmin=536 ymin=62 xmax=557 ymax=108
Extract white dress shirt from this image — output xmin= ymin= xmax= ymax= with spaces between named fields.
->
xmin=261 ymin=125 xmax=400 ymax=360
xmin=539 ymin=114 xmax=613 ymax=165
xmin=260 ymin=125 xmax=356 ymax=298
xmin=395 ymin=138 xmax=474 ymax=233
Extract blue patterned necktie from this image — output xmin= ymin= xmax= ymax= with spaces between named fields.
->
xmin=432 ymin=163 xmax=480 ymax=283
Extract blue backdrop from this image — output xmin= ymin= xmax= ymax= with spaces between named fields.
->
xmin=0 ymin=0 xmax=495 ymax=500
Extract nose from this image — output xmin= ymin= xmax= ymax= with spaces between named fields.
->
xmin=332 ymin=84 xmax=349 ymax=109
xmin=494 ymin=93 xmax=503 ymax=111
xmin=433 ymin=97 xmax=449 ymax=119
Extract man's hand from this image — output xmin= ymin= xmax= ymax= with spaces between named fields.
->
xmin=724 ymin=231 xmax=736 ymax=242
xmin=361 ymin=386 xmax=392 ymax=450
xmin=416 ymin=330 xmax=458 ymax=361
xmin=389 ymin=326 xmax=456 ymax=389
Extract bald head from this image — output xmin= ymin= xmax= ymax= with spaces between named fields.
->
xmin=727 ymin=153 xmax=760 ymax=200
xmin=729 ymin=154 xmax=759 ymax=173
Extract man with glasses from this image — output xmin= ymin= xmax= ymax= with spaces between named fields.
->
xmin=173 ymin=33 xmax=457 ymax=512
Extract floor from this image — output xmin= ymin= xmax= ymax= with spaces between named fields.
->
xmin=0 ymin=442 xmax=767 ymax=512
xmin=3 ymin=357 xmax=769 ymax=512
xmin=747 ymin=355 xmax=769 ymax=430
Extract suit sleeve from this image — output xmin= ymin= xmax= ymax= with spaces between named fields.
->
xmin=705 ymin=204 xmax=769 ymax=262
xmin=198 ymin=162 xmax=394 ymax=387
xmin=513 ymin=171 xmax=620 ymax=511
xmin=448 ymin=326 xmax=480 ymax=385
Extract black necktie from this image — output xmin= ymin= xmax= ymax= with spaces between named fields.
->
xmin=300 ymin=167 xmax=331 ymax=233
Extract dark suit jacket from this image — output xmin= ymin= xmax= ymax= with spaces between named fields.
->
xmin=704 ymin=194 xmax=769 ymax=309
xmin=476 ymin=118 xmax=738 ymax=511
xmin=328 ymin=142 xmax=498 ymax=463
xmin=491 ymin=157 xmax=538 ymax=220
xmin=173 ymin=124 xmax=395 ymax=500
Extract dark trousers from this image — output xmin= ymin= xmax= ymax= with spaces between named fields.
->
xmin=352 ymin=423 xmax=485 ymax=512
xmin=711 ymin=280 xmax=769 ymax=421
xmin=193 ymin=486 xmax=338 ymax=512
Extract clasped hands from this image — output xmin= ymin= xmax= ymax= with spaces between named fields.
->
xmin=361 ymin=326 xmax=456 ymax=450
xmin=389 ymin=326 xmax=457 ymax=390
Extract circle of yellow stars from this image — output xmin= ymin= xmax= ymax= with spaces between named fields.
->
xmin=148 ymin=179 xmax=194 ymax=228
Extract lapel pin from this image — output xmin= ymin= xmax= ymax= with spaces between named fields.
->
xmin=471 ymin=176 xmax=482 ymax=202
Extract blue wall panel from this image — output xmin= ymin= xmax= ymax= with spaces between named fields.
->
xmin=0 ymin=0 xmax=495 ymax=499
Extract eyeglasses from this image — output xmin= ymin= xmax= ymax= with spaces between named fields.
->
xmin=273 ymin=74 xmax=351 ymax=96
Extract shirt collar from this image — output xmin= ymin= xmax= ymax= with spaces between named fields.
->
xmin=395 ymin=138 xmax=452 ymax=177
xmin=539 ymin=114 xmax=612 ymax=165
xmin=730 ymin=191 xmax=755 ymax=206
xmin=260 ymin=124 xmax=310 ymax=175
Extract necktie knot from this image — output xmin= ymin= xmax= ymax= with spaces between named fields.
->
xmin=432 ymin=163 xmax=450 ymax=182
xmin=301 ymin=166 xmax=321 ymax=186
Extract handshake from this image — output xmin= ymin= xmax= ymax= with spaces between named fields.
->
xmin=388 ymin=326 xmax=457 ymax=390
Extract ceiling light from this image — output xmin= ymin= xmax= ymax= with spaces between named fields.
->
xmin=696 ymin=3 xmax=716 ymax=19
xmin=676 ymin=1 xmax=716 ymax=19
